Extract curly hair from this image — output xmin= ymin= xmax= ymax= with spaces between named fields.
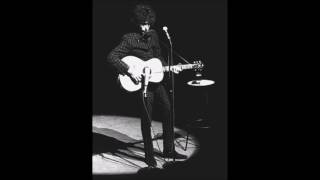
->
xmin=131 ymin=3 xmax=156 ymax=26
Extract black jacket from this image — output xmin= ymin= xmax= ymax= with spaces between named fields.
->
xmin=106 ymin=29 xmax=167 ymax=75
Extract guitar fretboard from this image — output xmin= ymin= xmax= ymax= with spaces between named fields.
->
xmin=163 ymin=64 xmax=197 ymax=72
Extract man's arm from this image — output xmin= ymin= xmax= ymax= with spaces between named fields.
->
xmin=106 ymin=34 xmax=142 ymax=83
xmin=106 ymin=34 xmax=131 ymax=75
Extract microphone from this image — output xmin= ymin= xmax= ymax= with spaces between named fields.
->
xmin=143 ymin=67 xmax=151 ymax=97
xmin=162 ymin=26 xmax=171 ymax=40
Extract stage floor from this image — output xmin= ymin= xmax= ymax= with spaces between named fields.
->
xmin=92 ymin=115 xmax=199 ymax=174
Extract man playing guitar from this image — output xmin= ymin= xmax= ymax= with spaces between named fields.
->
xmin=106 ymin=3 xmax=186 ymax=168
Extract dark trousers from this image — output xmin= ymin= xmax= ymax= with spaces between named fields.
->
xmin=137 ymin=84 xmax=175 ymax=159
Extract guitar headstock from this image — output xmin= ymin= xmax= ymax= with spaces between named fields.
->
xmin=192 ymin=60 xmax=204 ymax=71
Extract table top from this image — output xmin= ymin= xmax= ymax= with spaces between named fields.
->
xmin=187 ymin=79 xmax=215 ymax=87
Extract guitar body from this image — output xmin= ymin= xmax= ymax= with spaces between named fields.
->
xmin=118 ymin=56 xmax=164 ymax=92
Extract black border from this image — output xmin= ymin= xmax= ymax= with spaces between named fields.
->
xmin=4 ymin=0 xmax=312 ymax=179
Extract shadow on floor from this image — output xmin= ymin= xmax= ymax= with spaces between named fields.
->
xmin=93 ymin=127 xmax=165 ymax=163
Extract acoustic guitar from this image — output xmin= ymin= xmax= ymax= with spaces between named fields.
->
xmin=118 ymin=56 xmax=204 ymax=92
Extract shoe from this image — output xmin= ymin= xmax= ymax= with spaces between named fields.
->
xmin=162 ymin=151 xmax=187 ymax=159
xmin=145 ymin=157 xmax=157 ymax=167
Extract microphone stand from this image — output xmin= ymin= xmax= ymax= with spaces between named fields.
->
xmin=161 ymin=28 xmax=191 ymax=170
xmin=163 ymin=36 xmax=186 ymax=170
xmin=167 ymin=34 xmax=176 ymax=163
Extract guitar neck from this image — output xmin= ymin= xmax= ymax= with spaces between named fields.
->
xmin=163 ymin=64 xmax=196 ymax=72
